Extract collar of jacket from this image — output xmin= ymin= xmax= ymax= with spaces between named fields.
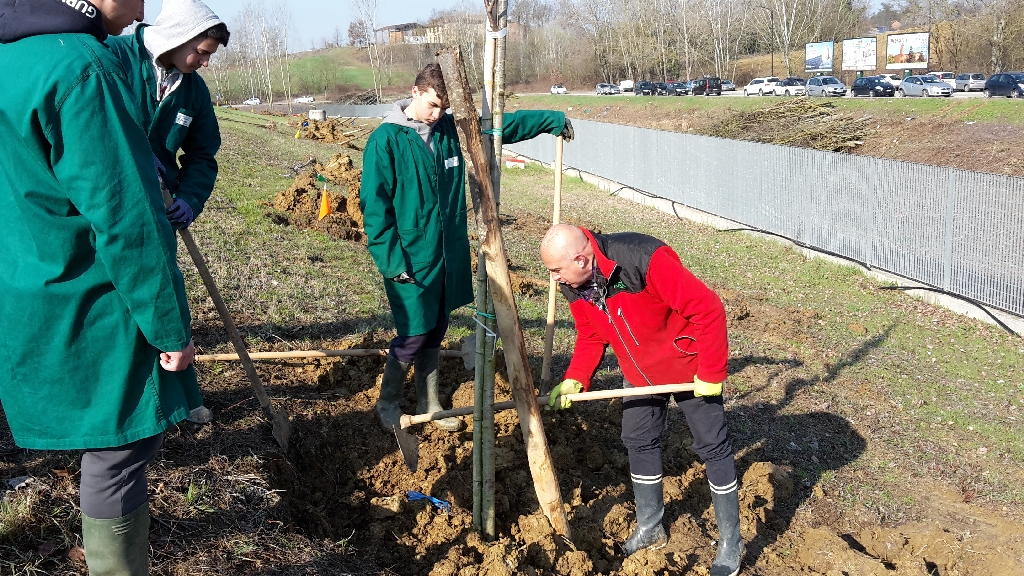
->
xmin=581 ymin=227 xmax=621 ymax=283
xmin=0 ymin=0 xmax=107 ymax=43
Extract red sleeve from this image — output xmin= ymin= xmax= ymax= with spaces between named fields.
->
xmin=646 ymin=246 xmax=729 ymax=383
xmin=562 ymin=300 xmax=608 ymax=391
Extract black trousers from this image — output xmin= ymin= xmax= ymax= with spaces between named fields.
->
xmin=389 ymin=282 xmax=449 ymax=363
xmin=80 ymin=434 xmax=163 ymax=519
xmin=621 ymin=381 xmax=737 ymax=494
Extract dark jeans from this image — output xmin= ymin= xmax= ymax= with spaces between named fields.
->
xmin=80 ymin=434 xmax=163 ymax=519
xmin=390 ymin=283 xmax=449 ymax=363
xmin=621 ymin=381 xmax=737 ymax=494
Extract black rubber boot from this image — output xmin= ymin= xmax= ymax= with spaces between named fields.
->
xmin=710 ymin=486 xmax=744 ymax=576
xmin=82 ymin=505 xmax=150 ymax=576
xmin=376 ymin=353 xmax=410 ymax=432
xmin=415 ymin=348 xmax=462 ymax=431
xmin=623 ymin=479 xmax=668 ymax=556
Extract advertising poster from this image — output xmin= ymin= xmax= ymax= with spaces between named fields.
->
xmin=886 ymin=32 xmax=929 ymax=69
xmin=805 ymin=41 xmax=835 ymax=73
xmin=842 ymin=37 xmax=877 ymax=71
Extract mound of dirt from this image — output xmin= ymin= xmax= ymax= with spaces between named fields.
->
xmin=698 ymin=97 xmax=871 ymax=152
xmin=297 ymin=117 xmax=370 ymax=147
xmin=270 ymin=154 xmax=364 ymax=240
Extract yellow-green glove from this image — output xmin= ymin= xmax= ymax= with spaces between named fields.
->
xmin=693 ymin=376 xmax=723 ymax=397
xmin=548 ymin=379 xmax=583 ymax=410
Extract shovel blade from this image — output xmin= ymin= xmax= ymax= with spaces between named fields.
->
xmin=393 ymin=425 xmax=419 ymax=471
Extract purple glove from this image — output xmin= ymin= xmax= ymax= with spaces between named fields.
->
xmin=152 ymin=155 xmax=167 ymax=185
xmin=166 ymin=198 xmax=194 ymax=229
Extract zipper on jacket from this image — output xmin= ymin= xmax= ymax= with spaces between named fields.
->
xmin=604 ymin=307 xmax=654 ymax=386
xmin=618 ymin=308 xmax=640 ymax=346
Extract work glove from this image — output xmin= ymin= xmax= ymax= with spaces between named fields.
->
xmin=548 ymin=379 xmax=583 ymax=411
xmin=166 ymin=198 xmax=195 ymax=230
xmin=560 ymin=117 xmax=574 ymax=142
xmin=693 ymin=376 xmax=723 ymax=397
xmin=152 ymin=155 xmax=167 ymax=185
xmin=392 ymin=271 xmax=415 ymax=284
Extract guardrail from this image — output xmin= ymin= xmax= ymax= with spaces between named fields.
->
xmin=505 ymin=119 xmax=1024 ymax=319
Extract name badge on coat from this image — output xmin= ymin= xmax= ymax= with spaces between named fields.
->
xmin=444 ymin=156 xmax=459 ymax=169
xmin=175 ymin=113 xmax=194 ymax=127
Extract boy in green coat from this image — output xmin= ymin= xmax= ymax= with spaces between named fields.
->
xmin=107 ymin=0 xmax=229 ymax=424
xmin=360 ymin=63 xmax=573 ymax=433
xmin=0 ymin=1 xmax=201 ymax=574
xmin=107 ymin=0 xmax=228 ymax=232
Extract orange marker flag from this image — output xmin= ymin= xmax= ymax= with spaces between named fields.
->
xmin=318 ymin=186 xmax=332 ymax=220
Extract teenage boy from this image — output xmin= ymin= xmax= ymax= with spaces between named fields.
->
xmin=0 ymin=1 xmax=201 ymax=574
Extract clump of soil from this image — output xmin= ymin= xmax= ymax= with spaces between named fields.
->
xmin=297 ymin=117 xmax=371 ymax=148
xmin=699 ymin=97 xmax=871 ymax=151
xmin=270 ymin=153 xmax=364 ymax=240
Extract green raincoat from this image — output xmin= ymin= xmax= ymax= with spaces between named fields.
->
xmin=107 ymin=26 xmax=221 ymax=216
xmin=0 ymin=33 xmax=201 ymax=450
xmin=360 ymin=107 xmax=566 ymax=336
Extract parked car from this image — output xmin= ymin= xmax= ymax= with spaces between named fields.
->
xmin=851 ymin=76 xmax=895 ymax=97
xmin=293 ymin=95 xmax=315 ymax=103
xmin=983 ymin=72 xmax=1024 ymax=98
xmin=955 ymin=73 xmax=986 ymax=92
xmin=689 ymin=76 xmax=722 ymax=96
xmin=550 ymin=84 xmax=568 ymax=95
xmin=879 ymin=73 xmax=904 ymax=87
xmin=242 ymin=96 xmax=262 ymax=105
xmin=667 ymin=81 xmax=688 ymax=96
xmin=929 ymin=72 xmax=956 ymax=85
xmin=806 ymin=76 xmax=847 ymax=97
xmin=636 ymin=80 xmax=655 ymax=95
xmin=653 ymin=82 xmax=669 ymax=95
xmin=897 ymin=75 xmax=953 ymax=97
xmin=619 ymin=79 xmax=635 ymax=92
xmin=596 ymin=83 xmax=620 ymax=95
xmin=773 ymin=77 xmax=806 ymax=96
xmin=743 ymin=77 xmax=779 ymax=96
xmin=721 ymin=79 xmax=737 ymax=91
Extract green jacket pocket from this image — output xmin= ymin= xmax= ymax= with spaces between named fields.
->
xmin=165 ymin=108 xmax=194 ymax=152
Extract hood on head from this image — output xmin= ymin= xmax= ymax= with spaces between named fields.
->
xmin=0 ymin=0 xmax=107 ymax=43
xmin=143 ymin=0 xmax=222 ymax=60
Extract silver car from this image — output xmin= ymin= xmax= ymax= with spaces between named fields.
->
xmin=955 ymin=73 xmax=987 ymax=92
xmin=806 ymin=76 xmax=847 ymax=97
xmin=897 ymin=75 xmax=953 ymax=97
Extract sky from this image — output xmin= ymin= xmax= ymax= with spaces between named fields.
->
xmin=143 ymin=0 xmax=460 ymax=50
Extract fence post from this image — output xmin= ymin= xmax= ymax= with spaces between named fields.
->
xmin=942 ymin=167 xmax=957 ymax=291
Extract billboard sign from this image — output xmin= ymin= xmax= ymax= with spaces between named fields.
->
xmin=842 ymin=37 xmax=877 ymax=71
xmin=805 ymin=42 xmax=835 ymax=73
xmin=886 ymin=32 xmax=929 ymax=69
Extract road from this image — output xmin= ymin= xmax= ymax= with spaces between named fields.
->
xmin=535 ymin=90 xmax=990 ymax=99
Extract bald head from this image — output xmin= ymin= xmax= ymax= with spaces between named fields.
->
xmin=540 ymin=224 xmax=594 ymax=288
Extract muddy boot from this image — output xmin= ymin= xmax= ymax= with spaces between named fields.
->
xmin=709 ymin=485 xmax=744 ymax=576
xmin=377 ymin=353 xmax=410 ymax=432
xmin=414 ymin=348 xmax=463 ymax=432
xmin=623 ymin=479 xmax=668 ymax=556
xmin=82 ymin=505 xmax=150 ymax=576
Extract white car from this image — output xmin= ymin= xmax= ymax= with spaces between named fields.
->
xmin=773 ymin=77 xmax=807 ymax=96
xmin=879 ymin=73 xmax=904 ymax=87
xmin=550 ymin=84 xmax=568 ymax=95
xmin=619 ymin=80 xmax=635 ymax=93
xmin=241 ymin=97 xmax=262 ymax=105
xmin=806 ymin=76 xmax=847 ymax=97
xmin=897 ymin=75 xmax=953 ymax=97
xmin=743 ymin=77 xmax=780 ymax=96
xmin=930 ymin=72 xmax=956 ymax=85
xmin=293 ymin=95 xmax=315 ymax=103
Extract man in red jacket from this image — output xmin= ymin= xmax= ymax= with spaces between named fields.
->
xmin=542 ymin=224 xmax=741 ymax=576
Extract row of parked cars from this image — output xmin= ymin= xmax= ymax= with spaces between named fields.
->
xmin=628 ymin=77 xmax=737 ymax=96
xmin=739 ymin=71 xmax=1024 ymax=98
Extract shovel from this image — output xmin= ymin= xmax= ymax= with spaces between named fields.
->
xmin=157 ymin=184 xmax=292 ymax=451
xmin=394 ymin=383 xmax=697 ymax=470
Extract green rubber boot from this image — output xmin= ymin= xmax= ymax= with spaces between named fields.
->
xmin=623 ymin=479 xmax=668 ymax=556
xmin=377 ymin=353 xmax=410 ymax=432
xmin=82 ymin=505 xmax=150 ymax=576
xmin=709 ymin=485 xmax=744 ymax=576
xmin=415 ymin=348 xmax=463 ymax=432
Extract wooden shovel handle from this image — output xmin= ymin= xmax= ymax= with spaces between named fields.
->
xmin=400 ymin=383 xmax=697 ymax=428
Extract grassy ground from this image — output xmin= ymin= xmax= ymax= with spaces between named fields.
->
xmin=1 ymin=107 xmax=1022 ymax=574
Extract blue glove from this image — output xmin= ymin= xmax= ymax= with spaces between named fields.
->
xmin=166 ymin=198 xmax=195 ymax=229
xmin=152 ymin=155 xmax=167 ymax=185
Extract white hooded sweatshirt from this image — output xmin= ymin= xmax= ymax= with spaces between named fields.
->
xmin=140 ymin=0 xmax=224 ymax=102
